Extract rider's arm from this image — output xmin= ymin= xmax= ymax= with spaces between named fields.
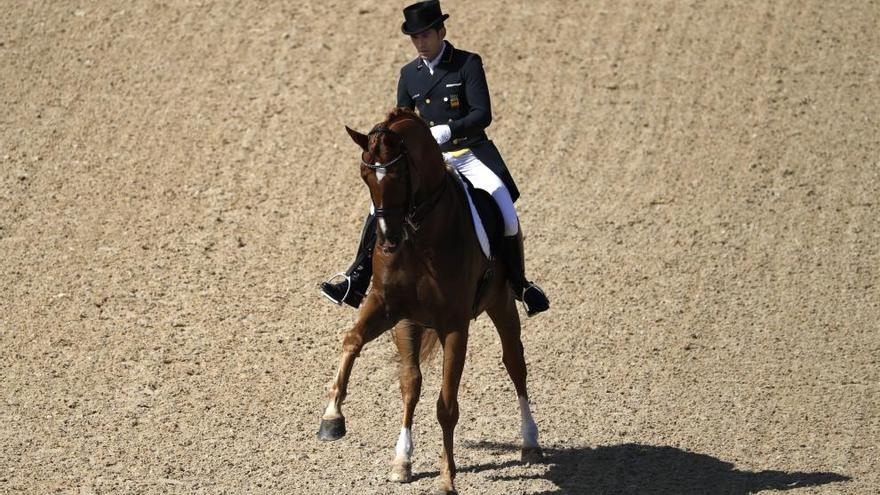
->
xmin=448 ymin=53 xmax=492 ymax=138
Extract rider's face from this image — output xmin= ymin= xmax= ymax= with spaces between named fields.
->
xmin=410 ymin=27 xmax=446 ymax=60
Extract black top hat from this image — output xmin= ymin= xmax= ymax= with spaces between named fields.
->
xmin=401 ymin=1 xmax=449 ymax=35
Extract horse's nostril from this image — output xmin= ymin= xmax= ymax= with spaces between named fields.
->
xmin=381 ymin=233 xmax=402 ymax=254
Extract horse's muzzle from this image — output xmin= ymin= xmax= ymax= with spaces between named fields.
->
xmin=379 ymin=230 xmax=406 ymax=254
xmin=380 ymin=240 xmax=401 ymax=254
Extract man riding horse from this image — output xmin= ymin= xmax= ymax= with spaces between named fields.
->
xmin=321 ymin=0 xmax=549 ymax=317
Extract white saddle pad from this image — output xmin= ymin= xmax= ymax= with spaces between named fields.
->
xmin=448 ymin=168 xmax=491 ymax=259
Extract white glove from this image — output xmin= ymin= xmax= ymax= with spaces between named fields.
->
xmin=430 ymin=125 xmax=452 ymax=145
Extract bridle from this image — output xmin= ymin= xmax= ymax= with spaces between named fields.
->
xmin=361 ymin=125 xmax=414 ymax=224
xmin=360 ymin=124 xmax=448 ymax=235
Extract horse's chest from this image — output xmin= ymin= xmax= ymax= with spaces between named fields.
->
xmin=384 ymin=276 xmax=441 ymax=307
xmin=382 ymin=270 xmax=471 ymax=327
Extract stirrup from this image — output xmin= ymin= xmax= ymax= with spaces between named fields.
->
xmin=320 ymin=272 xmax=351 ymax=305
xmin=520 ymin=283 xmax=549 ymax=317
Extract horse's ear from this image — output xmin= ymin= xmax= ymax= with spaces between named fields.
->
xmin=345 ymin=126 xmax=368 ymax=151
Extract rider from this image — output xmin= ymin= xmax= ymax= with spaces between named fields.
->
xmin=321 ymin=0 xmax=549 ymax=316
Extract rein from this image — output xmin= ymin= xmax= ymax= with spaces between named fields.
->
xmin=361 ymin=124 xmax=446 ymax=235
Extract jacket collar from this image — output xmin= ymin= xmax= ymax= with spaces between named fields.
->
xmin=441 ymin=41 xmax=455 ymax=64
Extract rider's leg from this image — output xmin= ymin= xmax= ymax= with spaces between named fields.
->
xmin=500 ymin=230 xmax=549 ymax=316
xmin=448 ymin=152 xmax=549 ymax=316
xmin=320 ymin=212 xmax=376 ymax=308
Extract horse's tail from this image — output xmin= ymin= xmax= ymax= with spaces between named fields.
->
xmin=390 ymin=324 xmax=441 ymax=364
xmin=419 ymin=328 xmax=440 ymax=363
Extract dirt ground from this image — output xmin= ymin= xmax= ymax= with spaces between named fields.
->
xmin=1 ymin=1 xmax=878 ymax=494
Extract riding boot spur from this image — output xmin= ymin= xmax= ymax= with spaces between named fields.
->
xmin=501 ymin=234 xmax=550 ymax=316
xmin=320 ymin=214 xmax=376 ymax=308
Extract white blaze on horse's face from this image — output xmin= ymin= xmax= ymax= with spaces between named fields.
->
xmin=373 ymin=164 xmax=389 ymax=237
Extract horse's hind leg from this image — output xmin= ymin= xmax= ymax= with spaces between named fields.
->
xmin=389 ymin=321 xmax=424 ymax=483
xmin=486 ymin=297 xmax=543 ymax=463
xmin=318 ymin=297 xmax=396 ymax=441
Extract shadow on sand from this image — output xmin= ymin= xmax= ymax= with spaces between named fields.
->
xmin=457 ymin=441 xmax=850 ymax=494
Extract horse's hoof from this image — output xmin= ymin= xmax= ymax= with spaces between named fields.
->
xmin=316 ymin=417 xmax=346 ymax=441
xmin=389 ymin=462 xmax=412 ymax=483
xmin=521 ymin=446 xmax=544 ymax=464
xmin=431 ymin=489 xmax=458 ymax=495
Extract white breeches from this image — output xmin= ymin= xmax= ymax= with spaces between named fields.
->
xmin=443 ymin=150 xmax=520 ymax=236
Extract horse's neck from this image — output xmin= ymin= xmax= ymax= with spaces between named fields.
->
xmin=417 ymin=153 xmax=447 ymax=193
xmin=417 ymin=169 xmax=473 ymax=245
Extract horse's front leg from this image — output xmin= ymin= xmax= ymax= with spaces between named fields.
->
xmin=434 ymin=327 xmax=468 ymax=495
xmin=389 ymin=321 xmax=425 ymax=483
xmin=318 ymin=297 xmax=396 ymax=441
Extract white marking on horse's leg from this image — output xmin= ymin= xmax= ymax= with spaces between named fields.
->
xmin=390 ymin=426 xmax=414 ymax=482
xmin=519 ymin=395 xmax=539 ymax=448
xmin=394 ymin=427 xmax=413 ymax=463
xmin=322 ymin=366 xmax=346 ymax=419
xmin=323 ymin=400 xmax=340 ymax=419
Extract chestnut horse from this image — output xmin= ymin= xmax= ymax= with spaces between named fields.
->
xmin=317 ymin=108 xmax=542 ymax=494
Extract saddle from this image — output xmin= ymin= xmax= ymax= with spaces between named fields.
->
xmin=447 ymin=166 xmax=504 ymax=316
xmin=448 ymin=167 xmax=504 ymax=259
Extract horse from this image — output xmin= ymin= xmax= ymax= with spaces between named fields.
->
xmin=317 ymin=108 xmax=542 ymax=494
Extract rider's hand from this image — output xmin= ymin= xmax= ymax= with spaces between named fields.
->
xmin=430 ymin=125 xmax=451 ymax=145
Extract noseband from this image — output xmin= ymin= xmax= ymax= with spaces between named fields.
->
xmin=361 ymin=125 xmax=414 ymax=224
xmin=360 ymin=124 xmax=447 ymax=235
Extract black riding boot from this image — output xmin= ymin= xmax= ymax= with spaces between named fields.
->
xmin=501 ymin=234 xmax=550 ymax=316
xmin=320 ymin=214 xmax=376 ymax=308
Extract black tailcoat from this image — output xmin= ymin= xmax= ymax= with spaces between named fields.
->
xmin=396 ymin=42 xmax=520 ymax=202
